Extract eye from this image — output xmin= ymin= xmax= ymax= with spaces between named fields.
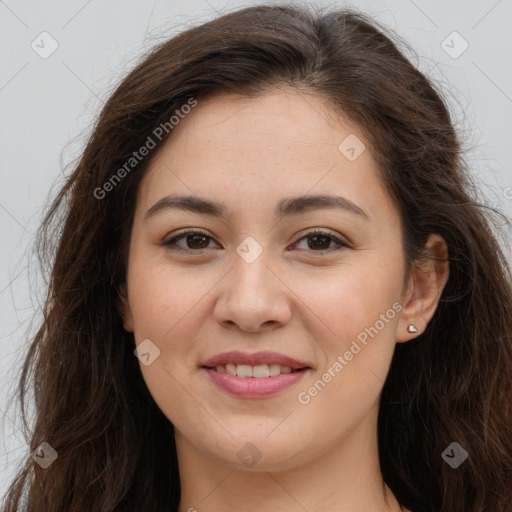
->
xmin=162 ymin=228 xmax=351 ymax=254
xmin=290 ymin=229 xmax=351 ymax=254
xmin=163 ymin=229 xmax=219 ymax=252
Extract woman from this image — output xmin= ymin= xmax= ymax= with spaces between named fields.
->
xmin=2 ymin=4 xmax=511 ymax=512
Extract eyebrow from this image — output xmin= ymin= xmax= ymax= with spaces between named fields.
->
xmin=145 ymin=194 xmax=369 ymax=221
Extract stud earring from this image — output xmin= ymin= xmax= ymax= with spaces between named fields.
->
xmin=407 ymin=324 xmax=419 ymax=334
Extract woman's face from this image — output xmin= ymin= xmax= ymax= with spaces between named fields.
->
xmin=122 ymin=88 xmax=412 ymax=471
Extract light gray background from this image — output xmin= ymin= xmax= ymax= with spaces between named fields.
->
xmin=1 ymin=0 xmax=511 ymax=498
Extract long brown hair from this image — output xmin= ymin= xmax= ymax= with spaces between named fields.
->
xmin=2 ymin=4 xmax=511 ymax=511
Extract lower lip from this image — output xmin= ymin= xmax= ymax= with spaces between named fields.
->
xmin=202 ymin=367 xmax=310 ymax=398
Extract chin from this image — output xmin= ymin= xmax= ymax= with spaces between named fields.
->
xmin=199 ymin=433 xmax=310 ymax=472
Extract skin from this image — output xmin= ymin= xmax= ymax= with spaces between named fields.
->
xmin=119 ymin=87 xmax=449 ymax=512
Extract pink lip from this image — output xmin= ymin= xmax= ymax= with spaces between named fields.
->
xmin=203 ymin=367 xmax=310 ymax=398
xmin=201 ymin=351 xmax=312 ymax=399
xmin=201 ymin=350 xmax=311 ymax=370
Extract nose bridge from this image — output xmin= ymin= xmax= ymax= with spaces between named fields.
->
xmin=214 ymin=235 xmax=291 ymax=331
xmin=231 ymin=235 xmax=277 ymax=301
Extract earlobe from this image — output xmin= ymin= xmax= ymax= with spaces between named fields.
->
xmin=397 ymin=234 xmax=450 ymax=343
xmin=117 ymin=283 xmax=134 ymax=332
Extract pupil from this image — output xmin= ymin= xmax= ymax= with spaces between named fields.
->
xmin=309 ymin=235 xmax=329 ymax=250
xmin=188 ymin=234 xmax=209 ymax=249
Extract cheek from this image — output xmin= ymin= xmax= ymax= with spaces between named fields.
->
xmin=128 ymin=253 xmax=204 ymax=336
xmin=295 ymin=255 xmax=403 ymax=408
xmin=127 ymin=260 xmax=209 ymax=428
xmin=296 ymin=252 xmax=403 ymax=346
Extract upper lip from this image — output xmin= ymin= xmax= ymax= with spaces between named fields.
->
xmin=201 ymin=351 xmax=311 ymax=370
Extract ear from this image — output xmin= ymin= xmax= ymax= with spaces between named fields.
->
xmin=117 ymin=282 xmax=134 ymax=332
xmin=397 ymin=233 xmax=450 ymax=343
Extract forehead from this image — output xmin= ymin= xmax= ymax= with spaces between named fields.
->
xmin=164 ymin=88 xmax=358 ymax=152
xmin=136 ymin=88 xmax=396 ymax=227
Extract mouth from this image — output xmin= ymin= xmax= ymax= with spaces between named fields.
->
xmin=202 ymin=363 xmax=309 ymax=378
xmin=199 ymin=351 xmax=312 ymax=398
xmin=200 ymin=350 xmax=312 ymax=373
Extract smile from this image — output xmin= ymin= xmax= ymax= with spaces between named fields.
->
xmin=202 ymin=366 xmax=310 ymax=398
xmin=206 ymin=363 xmax=304 ymax=377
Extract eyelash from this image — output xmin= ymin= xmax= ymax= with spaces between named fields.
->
xmin=162 ymin=228 xmax=351 ymax=255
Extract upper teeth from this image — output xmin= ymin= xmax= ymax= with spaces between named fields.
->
xmin=215 ymin=363 xmax=296 ymax=378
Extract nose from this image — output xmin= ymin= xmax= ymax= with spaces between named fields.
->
xmin=213 ymin=248 xmax=292 ymax=333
